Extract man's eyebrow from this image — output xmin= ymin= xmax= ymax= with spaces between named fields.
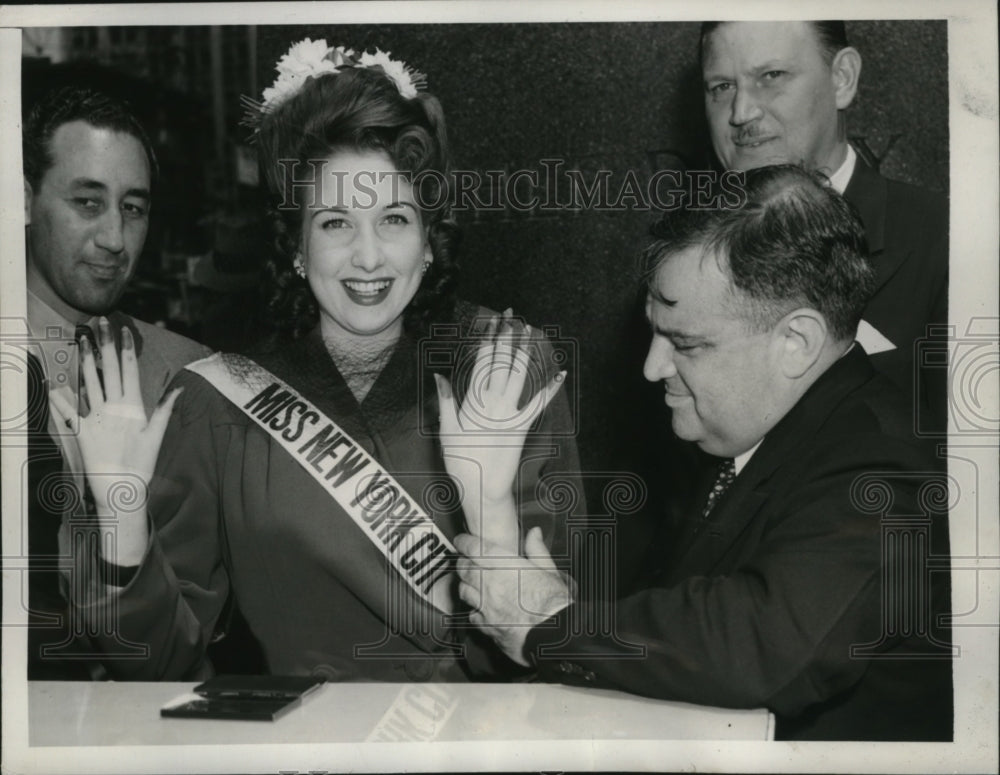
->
xmin=704 ymin=59 xmax=793 ymax=82
xmin=750 ymin=60 xmax=793 ymax=74
xmin=69 ymin=179 xmax=151 ymax=201
xmin=648 ymin=322 xmax=706 ymax=344
xmin=68 ymin=178 xmax=107 ymax=192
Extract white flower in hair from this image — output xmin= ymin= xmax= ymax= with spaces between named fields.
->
xmin=261 ymin=40 xmax=356 ymax=109
xmin=243 ymin=39 xmax=425 ymax=133
xmin=359 ymin=47 xmax=423 ymax=99
xmin=329 ymin=45 xmax=357 ymax=67
xmin=277 ymin=38 xmax=334 ymax=75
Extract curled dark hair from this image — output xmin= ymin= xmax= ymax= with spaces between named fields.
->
xmin=256 ymin=66 xmax=458 ymax=341
xmin=699 ymin=21 xmax=849 ymax=66
xmin=23 ymin=86 xmax=158 ymax=191
xmin=642 ymin=164 xmax=875 ymax=341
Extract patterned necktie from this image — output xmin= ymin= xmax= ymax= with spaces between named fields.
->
xmin=701 ymin=458 xmax=736 ymax=519
xmin=74 ymin=325 xmax=100 ymax=514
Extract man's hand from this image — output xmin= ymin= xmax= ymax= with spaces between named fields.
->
xmin=455 ymin=528 xmax=572 ymax=666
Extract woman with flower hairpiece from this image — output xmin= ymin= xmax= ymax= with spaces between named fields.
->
xmin=55 ymin=40 xmax=581 ymax=682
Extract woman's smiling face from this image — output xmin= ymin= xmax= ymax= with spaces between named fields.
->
xmin=301 ymin=149 xmax=431 ymax=349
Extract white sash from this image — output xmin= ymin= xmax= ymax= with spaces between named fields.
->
xmin=186 ymin=354 xmax=457 ymax=614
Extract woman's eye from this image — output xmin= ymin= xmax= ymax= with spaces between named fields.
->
xmin=320 ymin=217 xmax=350 ymax=230
xmin=382 ymin=212 xmax=410 ymax=226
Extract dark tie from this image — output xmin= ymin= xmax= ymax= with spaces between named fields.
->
xmin=74 ymin=325 xmax=108 ymax=517
xmin=74 ymin=324 xmax=91 ymax=347
xmin=701 ymin=458 xmax=736 ymax=519
xmin=74 ymin=324 xmax=98 ymax=412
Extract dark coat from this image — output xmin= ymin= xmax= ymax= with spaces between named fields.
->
xmin=524 ymin=348 xmax=953 ymax=741
xmin=843 ymin=157 xmax=949 ymax=436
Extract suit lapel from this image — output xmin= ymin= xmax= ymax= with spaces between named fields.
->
xmin=843 ymin=156 xmax=906 ymax=297
xmin=671 ymin=483 xmax=768 ymax=579
xmin=105 ymin=311 xmax=142 ymax=356
xmin=104 ymin=312 xmax=172 ymax=410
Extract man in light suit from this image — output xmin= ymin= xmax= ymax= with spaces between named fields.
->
xmin=699 ymin=20 xmax=948 ymax=435
xmin=23 ymin=86 xmax=209 ymax=678
xmin=456 ymin=165 xmax=952 ymax=741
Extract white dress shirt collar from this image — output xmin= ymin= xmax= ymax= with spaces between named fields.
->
xmin=828 ymin=144 xmax=857 ymax=194
xmin=733 ymin=441 xmax=762 ymax=475
xmin=27 ymin=287 xmax=80 ymax=341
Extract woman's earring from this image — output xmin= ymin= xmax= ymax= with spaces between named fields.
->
xmin=421 ymin=259 xmax=431 ymax=275
xmin=294 ymin=253 xmax=306 ymax=279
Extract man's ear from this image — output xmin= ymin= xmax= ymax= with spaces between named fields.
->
xmin=23 ymin=178 xmax=33 ymax=225
xmin=776 ymin=308 xmax=828 ymax=379
xmin=831 ymin=47 xmax=862 ymax=110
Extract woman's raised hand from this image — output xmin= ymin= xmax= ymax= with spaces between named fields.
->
xmin=435 ymin=311 xmax=564 ymax=553
xmin=48 ymin=318 xmax=181 ymax=564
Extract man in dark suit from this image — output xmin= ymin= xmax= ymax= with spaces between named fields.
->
xmin=616 ymin=21 xmax=948 ymax=599
xmin=700 ymin=20 xmax=948 ymax=436
xmin=22 ymin=86 xmax=209 ymax=678
xmin=455 ymin=165 xmax=952 ymax=740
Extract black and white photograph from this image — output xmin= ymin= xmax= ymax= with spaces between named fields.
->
xmin=1 ymin=1 xmax=997 ymax=773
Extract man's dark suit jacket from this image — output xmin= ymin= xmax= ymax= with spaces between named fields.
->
xmin=524 ymin=347 xmax=953 ymax=741
xmin=611 ymin=159 xmax=949 ymax=593
xmin=843 ymin=157 xmax=949 ymax=436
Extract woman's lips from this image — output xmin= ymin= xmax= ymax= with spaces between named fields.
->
xmin=342 ymin=278 xmax=393 ymax=306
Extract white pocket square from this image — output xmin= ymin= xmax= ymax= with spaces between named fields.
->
xmin=856 ymin=320 xmax=897 ymax=354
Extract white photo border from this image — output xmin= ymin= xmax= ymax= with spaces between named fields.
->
xmin=1 ymin=2 xmax=997 ymax=773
